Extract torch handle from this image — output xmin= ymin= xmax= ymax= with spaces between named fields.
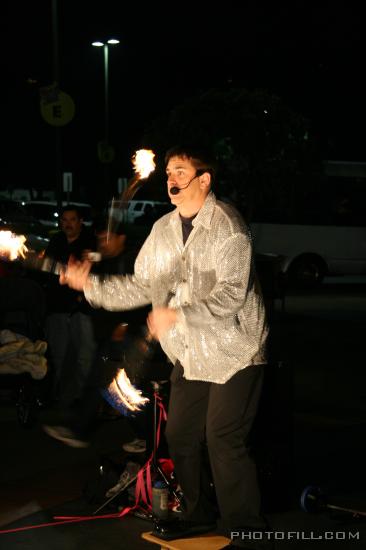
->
xmin=23 ymin=252 xmax=101 ymax=276
xmin=23 ymin=254 xmax=65 ymax=275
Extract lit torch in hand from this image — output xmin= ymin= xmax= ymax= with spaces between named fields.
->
xmin=127 ymin=148 xmax=156 ymax=202
xmin=104 ymin=149 xmax=156 ymax=412
xmin=0 ymin=230 xmax=28 ymax=260
xmin=108 ymin=149 xmax=156 ymax=236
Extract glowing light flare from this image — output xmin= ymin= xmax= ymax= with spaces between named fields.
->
xmin=132 ymin=149 xmax=156 ymax=180
xmin=0 ymin=231 xmax=28 ymax=260
xmin=117 ymin=148 xmax=156 ymax=205
xmin=108 ymin=368 xmax=149 ymax=412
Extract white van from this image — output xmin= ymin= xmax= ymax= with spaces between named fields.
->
xmin=108 ymin=200 xmax=172 ymax=224
xmin=250 ymin=222 xmax=366 ymax=286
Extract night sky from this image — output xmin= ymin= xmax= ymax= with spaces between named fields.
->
xmin=5 ymin=0 xmax=366 ymax=201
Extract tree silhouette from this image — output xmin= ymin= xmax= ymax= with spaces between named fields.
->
xmin=141 ymin=88 xmax=323 ymax=221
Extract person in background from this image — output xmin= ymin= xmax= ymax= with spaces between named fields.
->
xmin=60 ymin=145 xmax=269 ymax=549
xmin=43 ymin=205 xmax=96 ymax=406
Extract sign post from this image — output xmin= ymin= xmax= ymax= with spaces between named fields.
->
xmin=63 ymin=172 xmax=73 ymax=203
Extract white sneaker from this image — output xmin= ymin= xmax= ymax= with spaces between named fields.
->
xmin=105 ymin=461 xmax=140 ymax=498
xmin=122 ymin=438 xmax=146 ymax=453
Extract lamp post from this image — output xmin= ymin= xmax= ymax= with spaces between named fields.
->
xmin=92 ymin=38 xmax=120 ymax=165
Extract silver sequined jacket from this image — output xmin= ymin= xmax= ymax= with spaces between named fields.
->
xmin=85 ymin=192 xmax=268 ymax=383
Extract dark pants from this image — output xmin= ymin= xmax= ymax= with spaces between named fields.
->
xmin=165 ymin=363 xmax=267 ymax=536
xmin=45 ymin=311 xmax=96 ymax=404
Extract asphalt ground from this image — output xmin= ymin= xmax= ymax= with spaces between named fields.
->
xmin=0 ymin=278 xmax=365 ymax=549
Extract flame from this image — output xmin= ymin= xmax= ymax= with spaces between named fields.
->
xmin=132 ymin=149 xmax=156 ymax=180
xmin=107 ymin=369 xmax=149 ymax=412
xmin=106 ymin=148 xmax=156 ymax=236
xmin=0 ymin=231 xmax=28 ymax=260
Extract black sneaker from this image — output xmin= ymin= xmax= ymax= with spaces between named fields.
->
xmin=43 ymin=425 xmax=89 ymax=448
xmin=152 ymin=518 xmax=216 ymax=540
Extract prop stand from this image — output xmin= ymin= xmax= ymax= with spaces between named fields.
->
xmin=93 ymin=378 xmax=181 ymax=517
xmin=151 ymin=381 xmax=178 ymax=499
xmin=132 ymin=379 xmax=182 ymax=522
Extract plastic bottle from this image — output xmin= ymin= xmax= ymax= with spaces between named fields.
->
xmin=152 ymin=480 xmax=169 ymax=519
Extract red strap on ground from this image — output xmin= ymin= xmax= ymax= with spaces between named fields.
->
xmin=0 ymin=393 xmax=171 ymax=534
xmin=0 ymin=514 xmax=121 ymax=534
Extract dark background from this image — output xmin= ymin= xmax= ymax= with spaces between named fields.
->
xmin=2 ymin=3 xmax=366 ymax=543
xmin=5 ymin=1 xmax=366 ymax=205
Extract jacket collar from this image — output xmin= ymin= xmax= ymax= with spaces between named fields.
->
xmin=169 ymin=191 xmax=216 ymax=231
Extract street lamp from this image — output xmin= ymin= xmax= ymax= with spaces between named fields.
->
xmin=92 ymin=38 xmax=120 ymax=162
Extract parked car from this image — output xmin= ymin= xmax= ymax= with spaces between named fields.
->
xmin=23 ymin=201 xmax=93 ymax=230
xmin=107 ymin=200 xmax=172 ymax=224
xmin=0 ymin=199 xmax=49 ymax=253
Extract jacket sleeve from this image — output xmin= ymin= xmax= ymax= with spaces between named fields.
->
xmin=84 ymin=229 xmax=155 ymax=311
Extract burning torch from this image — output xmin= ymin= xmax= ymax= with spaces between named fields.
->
xmin=107 ymin=148 xmax=156 ymax=239
xmin=0 ymin=231 xmax=28 ymax=261
xmin=103 ymin=148 xmax=158 ymax=413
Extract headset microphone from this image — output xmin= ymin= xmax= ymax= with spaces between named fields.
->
xmin=170 ymin=172 xmax=202 ymax=195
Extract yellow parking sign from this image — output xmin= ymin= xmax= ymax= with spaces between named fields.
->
xmin=97 ymin=141 xmax=115 ymax=163
xmin=40 ymin=86 xmax=75 ymax=127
